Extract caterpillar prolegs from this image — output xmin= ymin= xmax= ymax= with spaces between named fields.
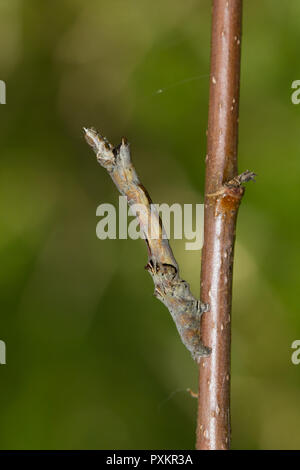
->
xmin=84 ymin=128 xmax=211 ymax=361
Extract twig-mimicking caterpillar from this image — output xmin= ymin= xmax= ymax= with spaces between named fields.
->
xmin=84 ymin=128 xmax=211 ymax=361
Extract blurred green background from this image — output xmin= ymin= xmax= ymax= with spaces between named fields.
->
xmin=0 ymin=0 xmax=300 ymax=450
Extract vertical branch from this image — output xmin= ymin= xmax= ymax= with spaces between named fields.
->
xmin=196 ymin=0 xmax=244 ymax=450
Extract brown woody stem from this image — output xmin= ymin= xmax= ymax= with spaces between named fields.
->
xmin=196 ymin=0 xmax=248 ymax=450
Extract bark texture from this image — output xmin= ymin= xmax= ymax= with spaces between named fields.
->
xmin=84 ymin=127 xmax=211 ymax=361
xmin=196 ymin=0 xmax=247 ymax=450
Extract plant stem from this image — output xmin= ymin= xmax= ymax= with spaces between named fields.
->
xmin=196 ymin=0 xmax=244 ymax=450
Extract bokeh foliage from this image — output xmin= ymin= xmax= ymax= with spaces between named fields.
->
xmin=0 ymin=0 xmax=300 ymax=449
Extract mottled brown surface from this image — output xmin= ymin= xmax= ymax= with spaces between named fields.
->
xmin=84 ymin=128 xmax=211 ymax=361
xmin=196 ymin=0 xmax=244 ymax=450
